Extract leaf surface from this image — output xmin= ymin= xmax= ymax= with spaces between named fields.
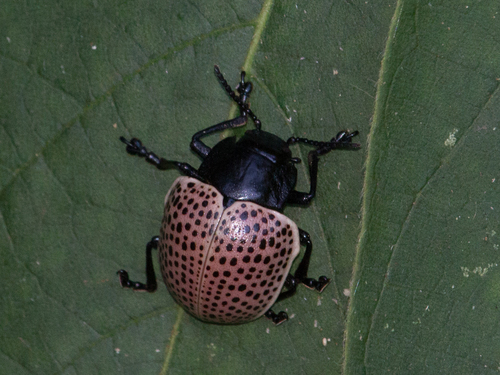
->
xmin=345 ymin=1 xmax=500 ymax=373
xmin=2 ymin=0 xmax=498 ymax=374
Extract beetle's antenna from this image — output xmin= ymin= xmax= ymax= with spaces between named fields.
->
xmin=214 ymin=65 xmax=262 ymax=130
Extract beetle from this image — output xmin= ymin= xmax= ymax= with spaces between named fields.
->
xmin=117 ymin=65 xmax=360 ymax=325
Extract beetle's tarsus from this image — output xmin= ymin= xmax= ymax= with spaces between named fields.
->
xmin=117 ymin=269 xmax=157 ymax=293
xmin=319 ymin=130 xmax=361 ymax=152
xmin=287 ymin=130 xmax=360 ymax=152
xmin=301 ymin=276 xmax=331 ymax=292
xmin=117 ymin=236 xmax=159 ymax=293
xmin=334 ymin=130 xmax=359 ymax=143
xmin=265 ymin=309 xmax=289 ymax=325
xmin=120 ymin=137 xmax=147 ymax=157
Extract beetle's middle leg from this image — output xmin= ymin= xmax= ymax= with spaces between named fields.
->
xmin=117 ymin=236 xmax=159 ymax=293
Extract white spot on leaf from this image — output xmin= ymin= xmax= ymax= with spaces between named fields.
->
xmin=444 ymin=128 xmax=459 ymax=147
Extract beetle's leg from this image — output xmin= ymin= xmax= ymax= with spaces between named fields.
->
xmin=293 ymin=229 xmax=331 ymax=291
xmin=264 ymin=309 xmax=289 ymax=325
xmin=275 ymin=229 xmax=331 ymax=302
xmin=119 ymin=137 xmax=205 ymax=180
xmin=190 ymin=116 xmax=247 ymax=158
xmin=214 ymin=65 xmax=262 ymax=130
xmin=275 ymin=274 xmax=299 ymax=301
xmin=268 ymin=229 xmax=330 ymax=323
xmin=117 ymin=236 xmax=159 ymax=293
xmin=286 ymin=130 xmax=360 ymax=205
xmin=191 ymin=66 xmax=265 ymax=158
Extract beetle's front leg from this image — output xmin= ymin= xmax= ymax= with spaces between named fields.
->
xmin=190 ymin=116 xmax=247 ymax=158
xmin=286 ymin=130 xmax=360 ymax=205
xmin=117 ymin=236 xmax=159 ymax=293
xmin=119 ymin=137 xmax=205 ymax=180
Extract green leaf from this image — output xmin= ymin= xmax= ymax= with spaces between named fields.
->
xmin=345 ymin=0 xmax=500 ymax=373
xmin=1 ymin=0 xmax=498 ymax=374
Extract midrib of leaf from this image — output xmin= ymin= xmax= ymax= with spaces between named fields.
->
xmin=159 ymin=1 xmax=274 ymax=373
xmin=160 ymin=308 xmax=184 ymax=375
xmin=342 ymin=0 xmax=404 ymax=372
xmin=226 ymin=0 xmax=274 ymax=121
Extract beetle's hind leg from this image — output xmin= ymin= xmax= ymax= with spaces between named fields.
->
xmin=276 ymin=229 xmax=331 ymax=299
xmin=119 ymin=137 xmax=205 ymax=180
xmin=264 ymin=309 xmax=289 ymax=325
xmin=213 ymin=65 xmax=262 ymax=130
xmin=293 ymin=229 xmax=331 ymax=291
xmin=117 ymin=236 xmax=159 ymax=293
xmin=265 ymin=229 xmax=330 ymax=325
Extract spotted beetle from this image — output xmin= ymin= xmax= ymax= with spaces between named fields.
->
xmin=117 ymin=66 xmax=360 ymax=325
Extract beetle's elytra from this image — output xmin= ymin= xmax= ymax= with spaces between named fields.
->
xmin=117 ymin=66 xmax=360 ymax=325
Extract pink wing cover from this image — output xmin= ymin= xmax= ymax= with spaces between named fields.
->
xmin=159 ymin=177 xmax=300 ymax=324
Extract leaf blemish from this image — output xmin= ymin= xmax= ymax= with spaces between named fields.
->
xmin=444 ymin=128 xmax=459 ymax=147
xmin=461 ymin=264 xmax=497 ymax=277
